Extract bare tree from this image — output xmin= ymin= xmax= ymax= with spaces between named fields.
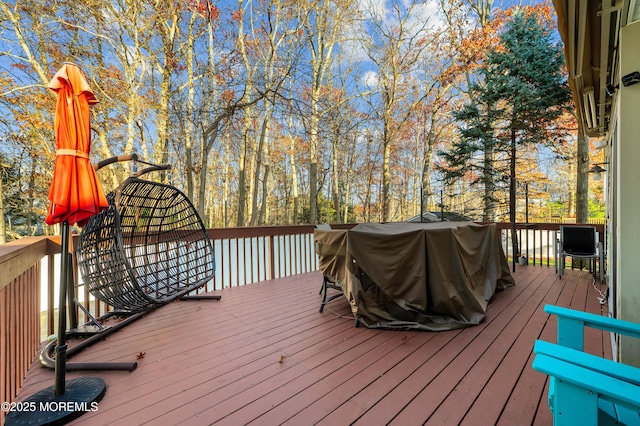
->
xmin=360 ymin=0 xmax=442 ymax=221
xmin=298 ymin=0 xmax=357 ymax=224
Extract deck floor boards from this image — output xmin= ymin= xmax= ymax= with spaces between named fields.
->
xmin=14 ymin=265 xmax=610 ymax=425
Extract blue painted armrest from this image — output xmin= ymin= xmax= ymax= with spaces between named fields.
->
xmin=532 ymin=353 xmax=640 ymax=424
xmin=544 ymin=304 xmax=640 ymax=350
xmin=534 ymin=340 xmax=640 ymax=386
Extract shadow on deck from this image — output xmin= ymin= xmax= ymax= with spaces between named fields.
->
xmin=15 ymin=265 xmax=609 ymax=425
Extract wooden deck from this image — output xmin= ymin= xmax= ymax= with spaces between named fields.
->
xmin=15 ymin=265 xmax=610 ymax=425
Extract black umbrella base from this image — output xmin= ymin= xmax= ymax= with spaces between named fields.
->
xmin=4 ymin=377 xmax=106 ymax=426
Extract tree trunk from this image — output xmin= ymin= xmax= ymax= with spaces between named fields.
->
xmin=199 ymin=120 xmax=226 ymax=218
xmin=567 ymin=159 xmax=576 ymax=217
xmin=309 ymin=106 xmax=319 ymax=224
xmin=382 ymin=117 xmax=392 ymax=222
xmin=510 ymin=128 xmax=518 ymax=272
xmin=483 ymin=143 xmax=495 ymax=221
xmin=287 ymin=108 xmax=300 ymax=224
xmin=303 ymin=0 xmax=345 ymax=224
xmin=0 ymin=175 xmax=5 ymax=244
xmin=223 ymin=134 xmax=231 ymax=227
xmin=575 ymin=131 xmax=589 ymax=222
xmin=289 ymin=138 xmax=299 ymax=224
xmin=156 ymin=71 xmax=171 ymax=168
xmin=421 ymin=121 xmax=436 ymax=214
xmin=364 ymin=134 xmax=374 ymax=222
xmin=196 ymin=15 xmax=220 ymax=222
xmin=341 ymin=124 xmax=357 ymax=223
xmin=93 ymin=30 xmax=119 ymax=188
xmin=184 ymin=11 xmax=198 ymax=202
xmin=258 ymin=164 xmax=270 ymax=225
xmin=198 ymin=127 xmax=214 ymax=218
xmin=250 ymin=113 xmax=271 ymax=226
xmin=331 ymin=123 xmax=341 ymax=223
xmin=237 ymin=124 xmax=250 ymax=226
xmin=27 ymin=156 xmax=36 ymax=235
xmin=236 ymin=0 xmax=255 ymax=227
xmin=153 ymin=2 xmax=179 ymax=172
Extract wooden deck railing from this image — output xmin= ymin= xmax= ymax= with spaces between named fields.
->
xmin=0 ymin=237 xmax=59 ymax=424
xmin=493 ymin=222 xmax=605 ymax=267
xmin=0 ymin=221 xmax=604 ymax=421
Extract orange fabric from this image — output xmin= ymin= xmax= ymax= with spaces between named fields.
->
xmin=45 ymin=64 xmax=108 ymax=227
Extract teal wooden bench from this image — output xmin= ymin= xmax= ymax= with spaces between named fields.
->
xmin=533 ymin=304 xmax=640 ymax=425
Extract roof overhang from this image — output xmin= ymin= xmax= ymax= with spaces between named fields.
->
xmin=552 ymin=0 xmax=635 ymax=139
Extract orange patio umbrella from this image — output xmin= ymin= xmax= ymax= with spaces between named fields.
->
xmin=45 ymin=63 xmax=108 ymax=227
xmin=6 ymin=64 xmax=109 ymax=425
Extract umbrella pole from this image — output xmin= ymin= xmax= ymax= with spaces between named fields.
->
xmin=4 ymin=220 xmax=106 ymax=426
xmin=54 ymin=220 xmax=70 ymax=395
xmin=66 ymin=244 xmax=79 ymax=331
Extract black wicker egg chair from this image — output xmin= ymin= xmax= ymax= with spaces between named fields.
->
xmin=76 ymin=155 xmax=215 ymax=313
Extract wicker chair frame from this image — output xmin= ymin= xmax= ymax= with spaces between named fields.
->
xmin=77 ymin=169 xmax=215 ymax=313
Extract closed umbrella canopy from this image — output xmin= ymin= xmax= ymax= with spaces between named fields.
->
xmin=45 ymin=63 xmax=107 ymax=227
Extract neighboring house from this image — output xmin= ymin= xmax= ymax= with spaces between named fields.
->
xmin=552 ymin=0 xmax=640 ymax=366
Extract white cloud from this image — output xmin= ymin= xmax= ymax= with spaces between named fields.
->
xmin=361 ymin=70 xmax=379 ymax=88
xmin=408 ymin=0 xmax=445 ymax=32
xmin=357 ymin=0 xmax=387 ymax=23
xmin=356 ymin=0 xmax=447 ymax=47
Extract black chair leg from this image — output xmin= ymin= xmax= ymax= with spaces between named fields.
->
xmin=319 ymin=277 xmax=328 ymax=313
xmin=319 ymin=276 xmax=343 ymax=313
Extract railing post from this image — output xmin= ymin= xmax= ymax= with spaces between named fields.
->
xmin=1 ymin=283 xmax=7 ymax=415
xmin=269 ymin=235 xmax=275 ymax=281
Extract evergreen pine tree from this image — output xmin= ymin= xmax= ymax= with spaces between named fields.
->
xmin=441 ymin=11 xmax=571 ymax=221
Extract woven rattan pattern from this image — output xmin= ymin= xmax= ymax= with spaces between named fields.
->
xmin=77 ymin=178 xmax=214 ymax=312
